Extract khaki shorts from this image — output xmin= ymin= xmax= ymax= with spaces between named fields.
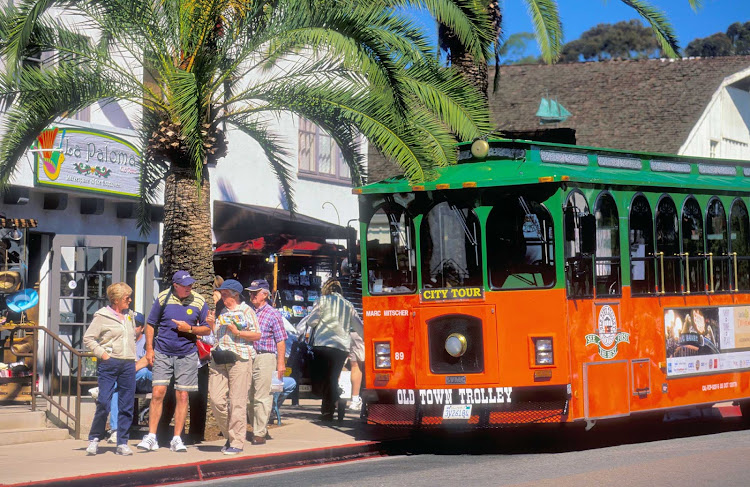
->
xmin=349 ymin=331 xmax=364 ymax=363
xmin=152 ymin=349 xmax=199 ymax=392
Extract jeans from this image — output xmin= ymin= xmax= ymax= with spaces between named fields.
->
xmin=110 ymin=368 xmax=152 ymax=430
xmin=89 ymin=358 xmax=135 ymax=446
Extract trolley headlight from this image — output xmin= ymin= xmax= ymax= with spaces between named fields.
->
xmin=374 ymin=341 xmax=391 ymax=369
xmin=534 ymin=338 xmax=554 ymax=365
xmin=445 ymin=333 xmax=468 ymax=357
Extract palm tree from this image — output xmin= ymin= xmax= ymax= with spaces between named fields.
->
xmin=439 ymin=0 xmax=704 ymax=97
xmin=0 ymin=0 xmax=494 ymax=294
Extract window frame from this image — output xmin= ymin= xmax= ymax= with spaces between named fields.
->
xmin=419 ymin=200 xmax=483 ymax=290
xmin=629 ymin=193 xmax=656 ymax=296
xmin=486 ymin=196 xmax=556 ymax=291
xmin=729 ymin=198 xmax=750 ymax=292
xmin=297 ymin=118 xmax=352 ymax=185
xmin=655 ymin=194 xmax=681 ymax=295
xmin=705 ymin=196 xmax=730 ymax=293
xmin=564 ymin=190 xmax=595 ymax=299
xmin=364 ymin=202 xmax=417 ymax=295
xmin=680 ymin=195 xmax=706 ymax=294
xmin=593 ymin=191 xmax=622 ymax=297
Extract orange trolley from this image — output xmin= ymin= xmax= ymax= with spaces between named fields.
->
xmin=355 ymin=138 xmax=750 ymax=428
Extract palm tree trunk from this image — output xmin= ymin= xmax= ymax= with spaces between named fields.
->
xmin=161 ymin=165 xmax=214 ymax=298
xmin=438 ymin=1 xmax=501 ymax=99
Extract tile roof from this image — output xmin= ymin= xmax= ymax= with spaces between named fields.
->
xmin=490 ymin=56 xmax=750 ymax=153
xmin=366 ymin=56 xmax=750 ymax=183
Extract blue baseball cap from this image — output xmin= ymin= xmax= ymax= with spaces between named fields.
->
xmin=217 ymin=279 xmax=244 ymax=294
xmin=172 ymin=270 xmax=196 ymax=286
xmin=246 ymin=279 xmax=270 ymax=292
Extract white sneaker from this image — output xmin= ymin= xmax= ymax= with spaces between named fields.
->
xmin=349 ymin=396 xmax=362 ymax=411
xmin=107 ymin=431 xmax=117 ymax=444
xmin=86 ymin=439 xmax=99 ymax=455
xmin=170 ymin=436 xmax=187 ymax=452
xmin=89 ymin=387 xmax=99 ymax=401
xmin=116 ymin=444 xmax=133 ymax=456
xmin=136 ymin=434 xmax=159 ymax=451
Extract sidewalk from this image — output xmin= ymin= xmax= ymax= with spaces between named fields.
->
xmin=0 ymin=402 xmax=400 ymax=487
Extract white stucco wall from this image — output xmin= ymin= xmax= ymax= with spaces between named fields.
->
xmin=209 ymin=114 xmax=365 ymax=244
xmin=680 ymin=71 xmax=750 ymax=161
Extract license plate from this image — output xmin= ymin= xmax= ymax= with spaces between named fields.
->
xmin=442 ymin=404 xmax=472 ymax=420
xmin=299 ymin=384 xmax=312 ymax=393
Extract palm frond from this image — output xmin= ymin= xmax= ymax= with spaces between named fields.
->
xmin=523 ymin=0 xmax=562 ymax=63
xmin=620 ymin=0 xmax=680 ymax=57
xmin=394 ymin=0 xmax=494 ymax=62
xmin=164 ymin=67 xmax=206 ymax=180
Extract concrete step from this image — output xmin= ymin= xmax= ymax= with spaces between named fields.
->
xmin=0 ymin=409 xmax=47 ymax=430
xmin=0 ymin=427 xmax=70 ymax=446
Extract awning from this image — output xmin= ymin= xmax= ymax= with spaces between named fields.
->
xmin=214 ymin=235 xmax=344 ymax=257
xmin=213 ymin=200 xmax=352 ymax=243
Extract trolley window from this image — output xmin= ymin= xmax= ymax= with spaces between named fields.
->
xmin=681 ymin=197 xmax=705 ymax=293
xmin=564 ymin=191 xmax=595 ymax=298
xmin=706 ymin=197 xmax=729 ymax=293
xmin=730 ymin=199 xmax=750 ymax=291
xmin=487 ymin=196 xmax=555 ymax=289
xmin=365 ymin=205 xmax=416 ymax=294
xmin=595 ymin=193 xmax=621 ymax=296
xmin=420 ymin=201 xmax=482 ymax=288
xmin=656 ymin=196 xmax=680 ymax=294
xmin=629 ymin=194 xmax=656 ymax=295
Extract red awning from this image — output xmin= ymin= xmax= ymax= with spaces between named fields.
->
xmin=278 ymin=239 xmax=342 ymax=257
xmin=214 ymin=237 xmax=267 ymax=256
xmin=214 ymin=235 xmax=343 ymax=258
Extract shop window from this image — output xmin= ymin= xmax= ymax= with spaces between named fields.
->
xmin=706 ymin=198 xmax=730 ymax=292
xmin=594 ymin=193 xmax=621 ymax=296
xmin=487 ymin=196 xmax=554 ymax=289
xmin=420 ymin=201 xmax=482 ymax=289
xmin=298 ymin=118 xmax=351 ymax=184
xmin=365 ymin=206 xmax=416 ymax=294
xmin=564 ymin=191 xmax=594 ymax=298
xmin=730 ymin=199 xmax=750 ymax=291
xmin=681 ymin=196 xmax=705 ymax=293
xmin=629 ymin=194 xmax=656 ymax=295
xmin=656 ymin=196 xmax=681 ymax=294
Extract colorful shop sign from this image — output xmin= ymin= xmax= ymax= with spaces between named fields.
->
xmin=33 ymin=127 xmax=141 ymax=197
xmin=665 ymin=306 xmax=750 ymax=377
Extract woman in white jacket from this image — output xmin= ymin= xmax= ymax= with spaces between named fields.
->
xmin=83 ymin=282 xmax=136 ymax=456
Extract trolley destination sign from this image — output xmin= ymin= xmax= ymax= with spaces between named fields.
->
xmin=420 ymin=286 xmax=484 ymax=302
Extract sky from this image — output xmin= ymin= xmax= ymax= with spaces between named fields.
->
xmin=410 ymin=0 xmax=750 ymax=57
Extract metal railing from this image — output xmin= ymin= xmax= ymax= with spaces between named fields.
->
xmin=7 ymin=325 xmax=96 ymax=439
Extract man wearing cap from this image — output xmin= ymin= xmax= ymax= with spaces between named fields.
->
xmin=246 ymin=279 xmax=287 ymax=445
xmin=137 ymin=271 xmax=210 ymax=453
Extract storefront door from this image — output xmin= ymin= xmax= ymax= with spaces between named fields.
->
xmin=49 ymin=235 xmax=125 ymax=355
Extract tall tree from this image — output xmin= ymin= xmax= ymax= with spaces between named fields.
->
xmin=0 ymin=0 xmax=494 ymax=294
xmin=686 ymin=21 xmax=750 ymax=57
xmin=559 ymin=20 xmax=662 ymax=62
xmin=439 ymin=0 xmax=700 ymax=96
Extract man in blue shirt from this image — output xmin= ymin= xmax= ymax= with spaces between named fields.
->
xmin=137 ymin=271 xmax=210 ymax=453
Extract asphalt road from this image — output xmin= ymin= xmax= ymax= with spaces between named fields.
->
xmin=193 ymin=415 xmax=750 ymax=487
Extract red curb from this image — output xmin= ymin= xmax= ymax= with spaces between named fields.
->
xmin=1 ymin=442 xmax=385 ymax=487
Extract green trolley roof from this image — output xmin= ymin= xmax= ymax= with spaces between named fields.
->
xmin=356 ymin=138 xmax=750 ymax=195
